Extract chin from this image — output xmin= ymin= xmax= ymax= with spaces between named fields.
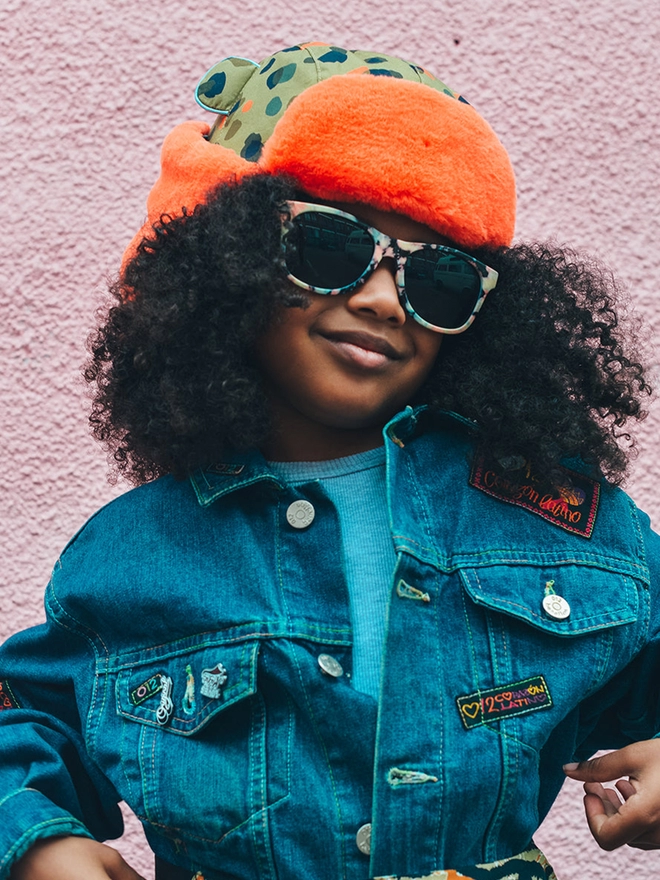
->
xmin=316 ymin=403 xmax=402 ymax=432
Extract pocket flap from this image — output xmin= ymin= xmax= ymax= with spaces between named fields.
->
xmin=116 ymin=638 xmax=259 ymax=735
xmin=459 ymin=565 xmax=638 ymax=635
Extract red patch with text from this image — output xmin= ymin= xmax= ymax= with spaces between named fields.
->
xmin=457 ymin=675 xmax=552 ymax=730
xmin=0 ymin=681 xmax=20 ymax=710
xmin=470 ymin=453 xmax=599 ymax=538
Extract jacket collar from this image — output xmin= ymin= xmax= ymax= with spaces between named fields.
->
xmin=384 ymin=405 xmax=478 ymax=448
xmin=189 ymin=407 xmax=478 ymax=507
xmin=190 ymin=449 xmax=285 ymax=508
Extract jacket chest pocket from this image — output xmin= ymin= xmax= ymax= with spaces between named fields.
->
xmin=112 ymin=637 xmax=290 ymax=843
xmin=457 ymin=563 xmax=644 ymax=741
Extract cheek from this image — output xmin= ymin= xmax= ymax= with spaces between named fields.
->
xmin=411 ymin=327 xmax=443 ymax=376
xmin=254 ymin=307 xmax=318 ymax=386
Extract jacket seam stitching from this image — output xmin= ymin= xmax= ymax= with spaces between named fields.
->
xmin=288 ymin=645 xmax=347 ymax=880
xmin=109 ymin=630 xmax=352 ymax=668
xmin=0 ymin=816 xmax=90 ymax=869
xmin=45 ymin=585 xmax=106 ymax=755
xmin=394 ymin=538 xmax=650 ymax=574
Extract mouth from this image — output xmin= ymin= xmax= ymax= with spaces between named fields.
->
xmin=319 ymin=329 xmax=404 ymax=369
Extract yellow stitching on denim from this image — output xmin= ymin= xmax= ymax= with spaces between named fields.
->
xmin=460 ymin=586 xmax=481 ymax=696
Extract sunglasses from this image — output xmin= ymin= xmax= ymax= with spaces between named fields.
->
xmin=281 ymin=201 xmax=498 ymax=334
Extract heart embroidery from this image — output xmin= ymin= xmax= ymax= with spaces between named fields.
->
xmin=461 ymin=702 xmax=481 ymax=719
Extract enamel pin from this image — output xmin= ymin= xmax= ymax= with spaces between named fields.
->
xmin=200 ymin=662 xmax=228 ymax=699
xmin=156 ymin=675 xmax=174 ymax=726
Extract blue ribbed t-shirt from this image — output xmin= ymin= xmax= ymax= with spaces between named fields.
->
xmin=268 ymin=447 xmax=395 ymax=699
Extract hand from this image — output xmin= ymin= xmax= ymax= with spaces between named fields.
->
xmin=564 ymin=739 xmax=660 ymax=850
xmin=11 ymin=836 xmax=146 ymax=880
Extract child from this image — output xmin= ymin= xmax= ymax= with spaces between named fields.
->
xmin=3 ymin=41 xmax=660 ymax=880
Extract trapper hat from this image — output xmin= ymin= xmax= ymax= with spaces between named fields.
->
xmin=122 ymin=42 xmax=516 ymax=269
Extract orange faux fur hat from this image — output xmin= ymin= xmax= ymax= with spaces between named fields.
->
xmin=122 ymin=43 xmax=516 ymax=270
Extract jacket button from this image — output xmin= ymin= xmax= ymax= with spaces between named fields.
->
xmin=318 ymin=653 xmax=344 ymax=677
xmin=286 ymin=500 xmax=315 ymax=529
xmin=542 ymin=594 xmax=571 ymax=620
xmin=356 ymin=823 xmax=371 ymax=855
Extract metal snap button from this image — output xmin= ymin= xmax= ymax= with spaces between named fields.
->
xmin=356 ymin=823 xmax=372 ymax=855
xmin=542 ymin=594 xmax=571 ymax=620
xmin=286 ymin=500 xmax=315 ymax=529
xmin=318 ymin=653 xmax=344 ymax=678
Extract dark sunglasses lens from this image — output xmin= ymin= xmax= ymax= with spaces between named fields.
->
xmin=405 ymin=250 xmax=482 ymax=329
xmin=284 ymin=212 xmax=374 ymax=289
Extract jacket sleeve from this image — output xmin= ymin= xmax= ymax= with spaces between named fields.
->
xmin=573 ymin=507 xmax=660 ymax=757
xmin=0 ymin=579 xmax=123 ymax=878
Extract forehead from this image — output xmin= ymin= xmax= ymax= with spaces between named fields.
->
xmin=306 ymin=198 xmax=452 ymax=246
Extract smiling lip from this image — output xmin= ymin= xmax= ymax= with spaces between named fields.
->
xmin=321 ymin=330 xmax=402 ymax=359
xmin=319 ymin=329 xmax=404 ymax=370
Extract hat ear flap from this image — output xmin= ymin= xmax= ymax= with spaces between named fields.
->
xmin=195 ymin=57 xmax=260 ymax=114
xmin=120 ymin=120 xmax=256 ymax=278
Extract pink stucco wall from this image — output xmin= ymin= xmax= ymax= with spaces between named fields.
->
xmin=1 ymin=1 xmax=658 ymax=877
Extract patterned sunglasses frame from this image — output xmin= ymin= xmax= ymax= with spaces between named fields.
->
xmin=281 ymin=201 xmax=499 ymax=334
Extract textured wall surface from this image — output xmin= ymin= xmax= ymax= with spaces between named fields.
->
xmin=1 ymin=1 xmax=659 ymax=877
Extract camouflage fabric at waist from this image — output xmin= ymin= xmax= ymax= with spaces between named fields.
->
xmin=373 ymin=846 xmax=556 ymax=880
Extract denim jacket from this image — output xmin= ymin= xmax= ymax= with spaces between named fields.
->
xmin=1 ymin=407 xmax=660 ymax=880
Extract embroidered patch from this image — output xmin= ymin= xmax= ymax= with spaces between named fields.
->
xmin=0 ymin=681 xmax=20 ymax=710
xmin=130 ymin=674 xmax=163 ymax=706
xmin=470 ymin=452 xmax=599 ymax=538
xmin=457 ymin=675 xmax=552 ymax=730
xmin=208 ymin=463 xmax=245 ymax=476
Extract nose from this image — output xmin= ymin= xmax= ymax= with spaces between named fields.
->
xmin=345 ymin=261 xmax=406 ymax=326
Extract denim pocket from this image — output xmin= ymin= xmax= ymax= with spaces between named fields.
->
xmin=112 ymin=635 xmax=289 ymax=842
xmin=457 ymin=563 xmax=645 ymax=735
xmin=460 ymin=563 xmax=639 ymax=636
xmin=455 ymin=563 xmax=646 ymax=856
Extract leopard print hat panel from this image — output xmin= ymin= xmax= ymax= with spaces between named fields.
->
xmin=195 ymin=42 xmax=465 ymax=163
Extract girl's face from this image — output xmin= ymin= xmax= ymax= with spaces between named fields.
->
xmin=257 ymin=202 xmax=445 ymax=461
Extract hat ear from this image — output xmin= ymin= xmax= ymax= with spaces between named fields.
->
xmin=195 ymin=56 xmax=260 ymax=114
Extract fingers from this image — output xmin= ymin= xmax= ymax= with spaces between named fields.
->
xmin=564 ymin=739 xmax=660 ymax=785
xmin=616 ymin=778 xmax=637 ymax=800
xmin=583 ymin=781 xmax=621 ymax=814
xmin=581 ymin=788 xmax=649 ymax=850
xmin=564 ymin=743 xmax=643 ymax=783
xmin=563 ymin=741 xmax=660 ymax=851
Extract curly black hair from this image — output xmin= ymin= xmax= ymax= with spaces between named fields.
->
xmin=85 ymin=173 xmax=651 ymax=485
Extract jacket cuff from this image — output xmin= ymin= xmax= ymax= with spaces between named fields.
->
xmin=0 ymin=788 xmax=93 ymax=879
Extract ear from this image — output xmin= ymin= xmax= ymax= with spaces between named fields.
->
xmin=195 ymin=56 xmax=260 ymax=114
